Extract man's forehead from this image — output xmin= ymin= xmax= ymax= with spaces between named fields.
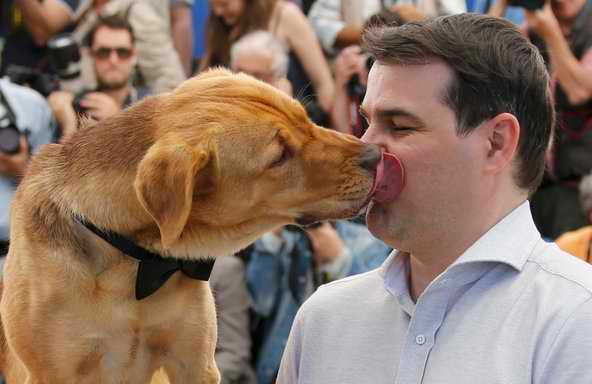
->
xmin=93 ymin=27 xmax=133 ymax=46
xmin=363 ymin=61 xmax=453 ymax=114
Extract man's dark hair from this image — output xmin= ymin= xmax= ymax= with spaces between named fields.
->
xmin=363 ymin=13 xmax=555 ymax=194
xmin=88 ymin=16 xmax=135 ymax=47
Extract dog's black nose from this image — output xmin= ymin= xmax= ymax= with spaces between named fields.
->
xmin=359 ymin=145 xmax=382 ymax=172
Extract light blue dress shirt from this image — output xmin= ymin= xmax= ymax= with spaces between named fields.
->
xmin=277 ymin=201 xmax=592 ymax=383
xmin=0 ymin=78 xmax=55 ymax=241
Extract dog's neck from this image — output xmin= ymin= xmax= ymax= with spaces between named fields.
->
xmin=45 ymin=152 xmax=290 ymax=260
xmin=37 ymin=119 xmax=162 ymax=252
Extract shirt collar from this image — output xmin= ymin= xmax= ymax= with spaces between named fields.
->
xmin=451 ymin=200 xmax=540 ymax=271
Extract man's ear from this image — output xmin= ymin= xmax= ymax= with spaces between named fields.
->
xmin=134 ymin=139 xmax=210 ymax=248
xmin=483 ymin=112 xmax=521 ymax=175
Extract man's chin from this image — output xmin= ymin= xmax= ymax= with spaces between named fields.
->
xmin=97 ymin=78 xmax=128 ymax=91
xmin=366 ymin=201 xmax=395 ymax=240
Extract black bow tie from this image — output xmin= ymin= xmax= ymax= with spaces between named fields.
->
xmin=75 ymin=217 xmax=215 ymax=300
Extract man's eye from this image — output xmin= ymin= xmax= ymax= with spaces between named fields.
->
xmin=388 ymin=124 xmax=415 ymax=134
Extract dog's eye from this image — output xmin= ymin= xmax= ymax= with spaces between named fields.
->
xmin=270 ymin=147 xmax=291 ymax=168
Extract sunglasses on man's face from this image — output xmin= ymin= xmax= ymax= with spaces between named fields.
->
xmin=92 ymin=47 xmax=133 ymax=60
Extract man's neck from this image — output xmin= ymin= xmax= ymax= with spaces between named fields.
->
xmin=407 ymin=195 xmax=527 ymax=302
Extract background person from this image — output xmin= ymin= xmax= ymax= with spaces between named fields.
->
xmin=73 ymin=0 xmax=186 ymax=94
xmin=1 ymin=0 xmax=79 ymax=77
xmin=555 ymin=171 xmax=592 ymax=262
xmin=307 ymin=0 xmax=464 ymax=56
xmin=201 ymin=0 xmax=334 ymax=124
xmin=0 ymin=78 xmax=56 ymax=266
xmin=48 ymin=16 xmax=147 ymax=142
xmin=490 ymin=0 xmax=592 ymax=239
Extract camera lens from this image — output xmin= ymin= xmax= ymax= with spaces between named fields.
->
xmin=0 ymin=126 xmax=21 ymax=154
xmin=47 ymin=33 xmax=81 ymax=80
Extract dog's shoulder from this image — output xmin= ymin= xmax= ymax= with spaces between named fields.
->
xmin=12 ymin=143 xmax=79 ymax=249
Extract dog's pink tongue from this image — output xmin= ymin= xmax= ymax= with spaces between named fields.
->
xmin=370 ymin=152 xmax=405 ymax=204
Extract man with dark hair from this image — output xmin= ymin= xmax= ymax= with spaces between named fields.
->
xmin=48 ymin=16 xmax=147 ymax=141
xmin=277 ymin=13 xmax=592 ymax=384
xmin=73 ymin=0 xmax=186 ymax=95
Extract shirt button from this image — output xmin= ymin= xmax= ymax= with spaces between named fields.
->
xmin=415 ymin=334 xmax=426 ymax=345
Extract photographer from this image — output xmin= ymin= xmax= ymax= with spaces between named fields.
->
xmin=1 ymin=0 xmax=79 ymax=77
xmin=0 ymin=78 xmax=55 ymax=263
xmin=331 ymin=45 xmax=371 ymax=136
xmin=72 ymin=0 xmax=186 ymax=95
xmin=48 ymin=16 xmax=147 ymax=142
xmin=490 ymin=0 xmax=592 ymax=239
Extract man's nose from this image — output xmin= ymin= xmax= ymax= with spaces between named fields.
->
xmin=361 ymin=125 xmax=376 ymax=144
xmin=109 ymin=52 xmax=119 ymax=64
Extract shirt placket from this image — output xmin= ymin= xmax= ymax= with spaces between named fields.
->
xmin=395 ymin=286 xmax=451 ymax=384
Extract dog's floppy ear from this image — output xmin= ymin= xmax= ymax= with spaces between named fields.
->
xmin=134 ymin=138 xmax=209 ymax=248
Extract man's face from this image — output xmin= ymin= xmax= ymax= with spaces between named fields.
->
xmin=91 ymin=26 xmax=136 ymax=90
xmin=210 ymin=0 xmax=244 ymax=26
xmin=232 ymin=52 xmax=276 ymax=84
xmin=361 ymin=62 xmax=487 ymax=250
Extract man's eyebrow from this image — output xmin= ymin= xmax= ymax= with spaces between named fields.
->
xmin=359 ymin=106 xmax=424 ymax=125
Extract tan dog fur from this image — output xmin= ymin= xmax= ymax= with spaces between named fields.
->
xmin=0 ymin=69 xmax=380 ymax=383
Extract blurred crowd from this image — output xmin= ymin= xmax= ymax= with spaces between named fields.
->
xmin=2 ymin=0 xmax=592 ymax=383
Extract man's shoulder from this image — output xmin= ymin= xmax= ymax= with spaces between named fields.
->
xmin=303 ymin=267 xmax=386 ymax=313
xmin=527 ymin=240 xmax=592 ymax=296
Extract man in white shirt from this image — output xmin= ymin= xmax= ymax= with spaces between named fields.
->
xmin=277 ymin=13 xmax=592 ymax=384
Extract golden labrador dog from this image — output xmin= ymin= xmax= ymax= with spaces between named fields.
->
xmin=0 ymin=69 xmax=382 ymax=383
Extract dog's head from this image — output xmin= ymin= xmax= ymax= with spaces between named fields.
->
xmin=134 ymin=69 xmax=381 ymax=257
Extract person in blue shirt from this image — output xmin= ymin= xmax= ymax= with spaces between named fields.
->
xmin=0 ymin=78 xmax=56 ymax=261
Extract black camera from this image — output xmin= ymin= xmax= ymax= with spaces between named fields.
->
xmin=47 ymin=33 xmax=82 ymax=82
xmin=0 ymin=90 xmax=21 ymax=155
xmin=6 ymin=33 xmax=83 ymax=96
xmin=72 ymin=90 xmax=92 ymax=115
xmin=47 ymin=33 xmax=85 ymax=95
xmin=509 ymin=0 xmax=545 ymax=10
xmin=346 ymin=54 xmax=374 ymax=99
xmin=5 ymin=66 xmax=58 ymax=97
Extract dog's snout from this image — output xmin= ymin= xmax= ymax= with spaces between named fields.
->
xmin=359 ymin=145 xmax=382 ymax=172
